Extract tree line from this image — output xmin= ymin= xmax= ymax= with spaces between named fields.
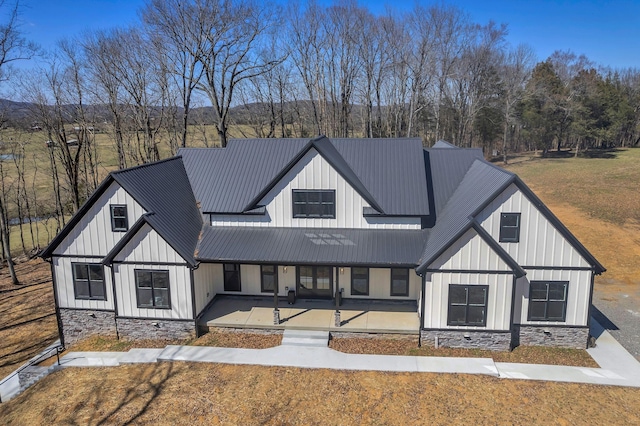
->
xmin=0 ymin=0 xmax=639 ymax=282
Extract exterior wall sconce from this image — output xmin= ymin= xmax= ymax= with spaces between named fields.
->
xmin=283 ymin=266 xmax=288 ymax=274
xmin=339 ymin=267 xmax=344 ymax=274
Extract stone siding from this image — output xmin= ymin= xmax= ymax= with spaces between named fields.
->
xmin=515 ymin=325 xmax=589 ymax=349
xmin=420 ymin=329 xmax=511 ymax=351
xmin=331 ymin=331 xmax=418 ymax=342
xmin=116 ymin=318 xmax=196 ymax=341
xmin=60 ymin=309 xmax=117 ymax=346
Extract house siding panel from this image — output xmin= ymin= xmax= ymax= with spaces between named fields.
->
xmin=210 ymin=149 xmax=421 ymax=229
xmin=428 ymin=228 xmax=511 ymax=271
xmin=193 ymin=263 xmax=220 ymax=315
xmin=114 ymin=263 xmax=193 ymax=319
xmin=53 ymin=256 xmax=114 ymax=310
xmin=114 ymin=224 xmax=185 ymax=264
xmin=423 ymin=272 xmax=512 ymax=331
xmin=54 ymin=182 xmax=146 ymax=256
xmin=477 ymin=184 xmax=590 ymax=268
xmin=514 ymin=269 xmax=592 ymax=327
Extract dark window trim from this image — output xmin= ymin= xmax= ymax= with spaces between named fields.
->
xmin=292 ymin=189 xmax=336 ymax=219
xmin=260 ymin=264 xmax=278 ymax=293
xmin=499 ymin=212 xmax=521 ymax=243
xmin=110 ymin=204 xmax=129 ymax=232
xmin=71 ymin=262 xmax=107 ymax=301
xmin=390 ymin=268 xmax=409 ymax=297
xmin=447 ymin=284 xmax=489 ymax=327
xmin=135 ymin=269 xmax=171 ymax=309
xmin=527 ymin=280 xmax=569 ymax=322
xmin=223 ymin=263 xmax=241 ymax=292
xmin=351 ymin=267 xmax=369 ymax=296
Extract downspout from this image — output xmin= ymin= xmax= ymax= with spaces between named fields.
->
xmin=586 ymin=269 xmax=596 ymax=348
xmin=509 ymin=273 xmax=518 ymax=350
xmin=110 ymin=264 xmax=120 ymax=340
xmin=419 ymin=271 xmax=427 ymax=347
xmin=190 ymin=265 xmax=198 ymax=337
xmin=48 ymin=258 xmax=65 ymax=348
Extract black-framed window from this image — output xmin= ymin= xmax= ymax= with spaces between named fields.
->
xmin=72 ymin=263 xmax=106 ymax=300
xmin=135 ymin=269 xmax=170 ymax=309
xmin=223 ymin=263 xmax=241 ymax=292
xmin=528 ymin=281 xmax=568 ymax=321
xmin=351 ymin=267 xmax=369 ymax=296
xmin=447 ymin=284 xmax=488 ymax=326
xmin=390 ymin=268 xmax=409 ymax=297
xmin=292 ymin=190 xmax=336 ymax=218
xmin=261 ymin=265 xmax=278 ymax=293
xmin=110 ymin=204 xmax=129 ymax=232
xmin=499 ymin=212 xmax=521 ymax=242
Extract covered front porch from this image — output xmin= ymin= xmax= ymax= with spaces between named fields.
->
xmin=198 ymin=296 xmax=420 ymax=334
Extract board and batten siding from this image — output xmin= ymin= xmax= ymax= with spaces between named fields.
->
xmin=423 ymin=272 xmax=513 ymax=330
xmin=341 ymin=267 xmax=420 ymax=300
xmin=477 ymin=184 xmax=590 ymax=268
xmin=53 ymin=182 xmax=146 ymax=256
xmin=514 ymin=269 xmax=592 ymax=327
xmin=210 ymin=148 xmax=421 ymax=229
xmin=428 ymin=228 xmax=512 ymax=271
xmin=53 ymin=256 xmax=114 ymax=310
xmin=193 ymin=263 xmax=220 ymax=315
xmin=112 ymin=222 xmax=193 ymax=319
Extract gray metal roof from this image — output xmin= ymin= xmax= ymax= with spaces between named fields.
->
xmin=196 ymin=226 xmax=428 ymax=266
xmin=179 ymin=137 xmax=430 ymax=216
xmin=110 ymin=157 xmax=202 ymax=266
xmin=417 ymin=159 xmax=516 ymax=272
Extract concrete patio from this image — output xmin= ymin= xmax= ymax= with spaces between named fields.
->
xmin=198 ymin=296 xmax=420 ymax=334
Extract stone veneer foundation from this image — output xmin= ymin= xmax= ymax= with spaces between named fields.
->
xmin=420 ymin=329 xmax=512 ymax=351
xmin=514 ymin=325 xmax=589 ymax=349
xmin=60 ymin=308 xmax=117 ymax=346
xmin=116 ymin=318 xmax=196 ymax=341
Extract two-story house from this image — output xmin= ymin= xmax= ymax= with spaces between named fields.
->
xmin=40 ymin=137 xmax=604 ymax=350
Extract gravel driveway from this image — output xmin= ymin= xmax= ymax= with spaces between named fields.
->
xmin=593 ymin=286 xmax=640 ymax=361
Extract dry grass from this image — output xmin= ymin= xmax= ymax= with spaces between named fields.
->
xmin=1 ymin=362 xmax=639 ymax=425
xmin=192 ymin=329 xmax=282 ymax=349
xmin=0 ymin=259 xmax=57 ymax=379
xmin=329 ymin=338 xmax=598 ymax=367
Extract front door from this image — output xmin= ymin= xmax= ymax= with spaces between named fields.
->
xmin=296 ymin=265 xmax=333 ymax=299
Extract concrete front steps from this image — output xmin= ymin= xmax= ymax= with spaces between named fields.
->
xmin=281 ymin=330 xmax=330 ymax=347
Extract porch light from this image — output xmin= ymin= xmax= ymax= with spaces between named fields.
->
xmin=339 ymin=267 xmax=344 ymax=274
xmin=283 ymin=266 xmax=288 ymax=274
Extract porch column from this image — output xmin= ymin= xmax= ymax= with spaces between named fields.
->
xmin=334 ymin=267 xmax=341 ymax=327
xmin=273 ymin=271 xmax=280 ymax=325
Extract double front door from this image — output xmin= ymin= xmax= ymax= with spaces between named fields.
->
xmin=297 ymin=265 xmax=333 ymax=299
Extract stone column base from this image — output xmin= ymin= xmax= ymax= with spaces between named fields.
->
xmin=273 ymin=309 xmax=280 ymax=325
xmin=334 ymin=311 xmax=341 ymax=327
xmin=515 ymin=325 xmax=589 ymax=349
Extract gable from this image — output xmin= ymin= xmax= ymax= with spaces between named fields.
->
xmin=113 ymin=223 xmax=186 ymax=264
xmin=52 ymin=181 xmax=146 ymax=257
xmin=246 ymin=148 xmax=421 ymax=229
xmin=427 ymin=227 xmax=513 ymax=271
xmin=477 ymin=183 xmax=592 ymax=268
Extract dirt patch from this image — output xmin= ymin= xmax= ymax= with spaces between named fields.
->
xmin=329 ymin=338 xmax=598 ymax=368
xmin=1 ymin=363 xmax=639 ymax=425
xmin=0 ymin=259 xmax=57 ymax=379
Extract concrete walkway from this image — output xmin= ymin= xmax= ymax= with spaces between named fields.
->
xmin=48 ymin=320 xmax=640 ymax=389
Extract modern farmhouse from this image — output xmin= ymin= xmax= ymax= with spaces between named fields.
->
xmin=41 ymin=137 xmax=604 ymax=351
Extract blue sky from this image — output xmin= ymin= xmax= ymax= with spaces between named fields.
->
xmin=16 ymin=0 xmax=640 ymax=69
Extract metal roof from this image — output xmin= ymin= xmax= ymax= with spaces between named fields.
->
xmin=196 ymin=226 xmax=428 ymax=266
xmin=179 ymin=137 xmax=430 ymax=216
xmin=109 ymin=157 xmax=202 ymax=266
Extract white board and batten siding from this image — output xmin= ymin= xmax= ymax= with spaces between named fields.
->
xmin=53 ymin=256 xmax=114 ymax=310
xmin=514 ymin=269 xmax=593 ymax=327
xmin=428 ymin=228 xmax=512 ymax=272
xmin=112 ymin=223 xmax=193 ymax=320
xmin=210 ymin=148 xmax=421 ymax=230
xmin=423 ymin=272 xmax=513 ymax=330
xmin=53 ymin=182 xmax=146 ymax=257
xmin=477 ymin=183 xmax=590 ymax=268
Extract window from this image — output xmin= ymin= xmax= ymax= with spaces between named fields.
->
xmin=499 ymin=213 xmax=521 ymax=242
xmin=135 ymin=270 xmax=170 ymax=309
xmin=110 ymin=204 xmax=128 ymax=231
xmin=292 ymin=190 xmax=335 ymax=218
xmin=72 ymin=263 xmax=106 ymax=300
xmin=351 ymin=267 xmax=369 ymax=296
xmin=390 ymin=268 xmax=409 ymax=297
xmin=261 ymin=265 xmax=278 ymax=293
xmin=447 ymin=284 xmax=488 ymax=326
xmin=223 ymin=263 xmax=241 ymax=292
xmin=528 ymin=281 xmax=568 ymax=321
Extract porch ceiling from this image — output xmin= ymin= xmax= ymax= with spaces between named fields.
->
xmin=199 ymin=297 xmax=419 ymax=334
